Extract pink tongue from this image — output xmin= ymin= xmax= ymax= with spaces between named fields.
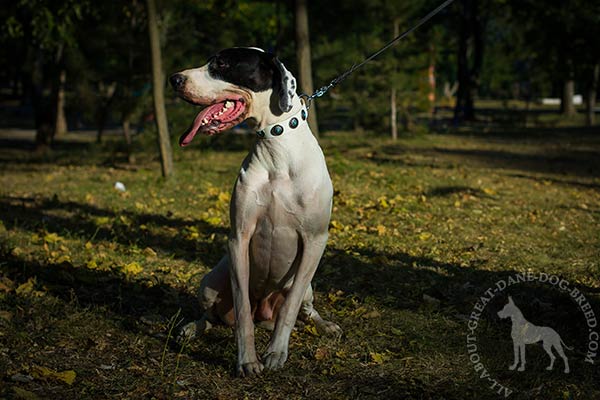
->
xmin=179 ymin=102 xmax=226 ymax=147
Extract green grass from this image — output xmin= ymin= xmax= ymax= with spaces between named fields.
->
xmin=0 ymin=126 xmax=599 ymax=399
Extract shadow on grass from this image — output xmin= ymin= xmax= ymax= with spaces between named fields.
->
xmin=0 ymin=249 xmax=236 ymax=372
xmin=426 ymin=186 xmax=490 ymax=197
xmin=0 ymin=195 xmax=228 ymax=264
xmin=365 ymin=137 xmax=600 ymax=179
xmin=0 ymin=130 xmax=256 ymax=170
xmin=316 ymin=246 xmax=599 ymax=349
xmin=1 ymin=193 xmax=598 ymax=389
xmin=2 ymin=238 xmax=597 ymax=391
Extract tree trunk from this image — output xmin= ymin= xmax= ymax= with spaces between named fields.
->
xmin=54 ymin=68 xmax=67 ymax=138
xmin=586 ymin=63 xmax=599 ymax=126
xmin=390 ymin=18 xmax=399 ymax=141
xmin=96 ymin=82 xmax=117 ymax=143
xmin=295 ymin=0 xmax=319 ymax=138
xmin=147 ymin=0 xmax=174 ymax=178
xmin=428 ymin=44 xmax=436 ymax=118
xmin=562 ymin=79 xmax=576 ymax=117
xmin=32 ymin=49 xmax=53 ymax=151
xmin=454 ymin=0 xmax=482 ymax=122
xmin=122 ymin=113 xmax=136 ymax=164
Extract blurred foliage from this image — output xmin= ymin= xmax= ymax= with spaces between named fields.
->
xmin=0 ymin=0 xmax=599 ymax=137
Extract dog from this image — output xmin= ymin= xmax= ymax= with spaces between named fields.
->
xmin=169 ymin=47 xmax=341 ymax=377
xmin=497 ymin=296 xmax=571 ymax=373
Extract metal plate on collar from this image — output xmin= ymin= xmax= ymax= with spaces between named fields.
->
xmin=271 ymin=125 xmax=284 ymax=136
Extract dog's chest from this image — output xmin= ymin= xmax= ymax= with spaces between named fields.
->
xmin=255 ymin=173 xmax=324 ymax=220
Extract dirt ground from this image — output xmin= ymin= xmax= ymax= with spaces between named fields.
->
xmin=1 ymin=126 xmax=599 ymax=399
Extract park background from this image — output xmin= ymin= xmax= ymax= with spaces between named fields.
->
xmin=0 ymin=0 xmax=599 ymax=399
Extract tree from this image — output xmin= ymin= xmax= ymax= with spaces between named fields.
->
xmin=509 ymin=0 xmax=600 ymax=119
xmin=3 ymin=0 xmax=90 ymax=149
xmin=146 ymin=0 xmax=174 ymax=178
xmin=295 ymin=0 xmax=319 ymax=137
xmin=586 ymin=63 xmax=599 ymax=126
xmin=454 ymin=0 xmax=484 ymax=122
xmin=390 ymin=18 xmax=400 ymax=140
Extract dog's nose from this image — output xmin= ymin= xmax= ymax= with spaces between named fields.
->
xmin=169 ymin=73 xmax=186 ymax=89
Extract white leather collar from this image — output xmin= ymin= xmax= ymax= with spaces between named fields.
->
xmin=256 ymin=105 xmax=308 ymax=139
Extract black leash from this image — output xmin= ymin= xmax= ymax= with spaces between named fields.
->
xmin=300 ymin=0 xmax=455 ymax=109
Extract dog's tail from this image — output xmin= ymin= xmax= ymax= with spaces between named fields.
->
xmin=560 ymin=338 xmax=573 ymax=351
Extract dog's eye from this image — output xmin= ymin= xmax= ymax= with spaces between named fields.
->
xmin=215 ymin=58 xmax=228 ymax=69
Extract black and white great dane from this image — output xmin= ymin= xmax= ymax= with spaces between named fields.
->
xmin=169 ymin=47 xmax=341 ymax=377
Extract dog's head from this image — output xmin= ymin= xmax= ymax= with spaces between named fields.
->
xmin=169 ymin=47 xmax=297 ymax=146
xmin=497 ymin=296 xmax=517 ymax=319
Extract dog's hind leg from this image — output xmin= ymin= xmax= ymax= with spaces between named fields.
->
xmin=509 ymin=341 xmax=519 ymax=371
xmin=554 ymin=341 xmax=570 ymax=373
xmin=543 ymin=341 xmax=556 ymax=371
xmin=178 ymin=255 xmax=233 ymax=342
xmin=299 ymin=284 xmax=342 ymax=337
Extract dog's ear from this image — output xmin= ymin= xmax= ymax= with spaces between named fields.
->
xmin=270 ymin=56 xmax=296 ymax=113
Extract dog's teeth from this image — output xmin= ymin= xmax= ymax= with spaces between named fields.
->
xmin=202 ymin=118 xmax=208 ymax=125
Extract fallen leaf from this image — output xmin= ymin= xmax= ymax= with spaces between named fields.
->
xmin=362 ymin=310 xmax=381 ymax=319
xmin=330 ymin=220 xmax=344 ymax=230
xmin=0 ymin=277 xmax=14 ymax=292
xmin=335 ymin=350 xmax=347 ymax=359
xmin=31 ymin=365 xmax=76 ymax=385
xmin=205 ymin=216 xmax=222 ymax=226
xmin=121 ymin=262 xmax=143 ymax=275
xmin=43 ymin=233 xmax=61 ymax=244
xmin=377 ymin=196 xmax=389 ymax=208
xmin=93 ymin=216 xmax=110 ymax=226
xmin=217 ymin=192 xmax=230 ymax=204
xmin=370 ymin=352 xmax=389 ymax=365
xmin=314 ymin=347 xmax=329 ymax=360
xmin=418 ymin=232 xmax=432 ymax=241
xmin=12 ymin=387 xmax=40 ymax=400
xmin=16 ymin=278 xmax=36 ymax=295
xmin=391 ymin=327 xmax=404 ymax=337
xmin=54 ymin=370 xmax=76 ymax=385
xmin=143 ymin=247 xmax=157 ymax=258
xmin=304 ymin=324 xmax=319 ymax=336
xmin=0 ymin=310 xmax=13 ymax=321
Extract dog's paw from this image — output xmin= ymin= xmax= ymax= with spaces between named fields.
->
xmin=236 ymin=361 xmax=264 ymax=377
xmin=263 ymin=350 xmax=288 ymax=370
xmin=176 ymin=319 xmax=212 ymax=344
xmin=316 ymin=319 xmax=342 ymax=337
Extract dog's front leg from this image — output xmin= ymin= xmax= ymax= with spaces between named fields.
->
xmin=509 ymin=341 xmax=519 ymax=370
xmin=517 ymin=344 xmax=526 ymax=371
xmin=229 ymin=234 xmax=262 ymax=377
xmin=263 ymin=234 xmax=328 ymax=370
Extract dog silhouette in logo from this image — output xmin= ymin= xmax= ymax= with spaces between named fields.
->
xmin=497 ymin=296 xmax=571 ymax=373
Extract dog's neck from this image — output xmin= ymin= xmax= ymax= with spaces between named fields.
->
xmin=508 ymin=309 xmax=525 ymax=325
xmin=249 ymin=90 xmax=304 ymax=131
xmin=243 ymin=93 xmax=321 ymax=176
